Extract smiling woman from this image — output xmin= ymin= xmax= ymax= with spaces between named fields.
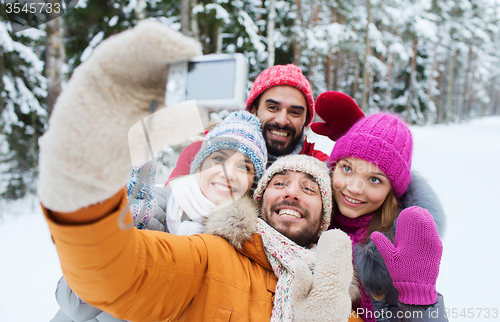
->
xmin=199 ymin=149 xmax=256 ymax=205
xmin=326 ymin=111 xmax=448 ymax=322
xmin=131 ymin=110 xmax=268 ymax=235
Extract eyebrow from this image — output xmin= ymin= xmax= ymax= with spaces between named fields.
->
xmin=274 ymin=170 xmax=289 ymax=176
xmin=273 ymin=171 xmax=318 ymax=184
xmin=372 ymin=172 xmax=389 ymax=179
xmin=340 ymin=159 xmax=389 ymax=179
xmin=214 ymin=150 xmax=229 ymax=157
xmin=264 ymin=99 xmax=305 ymax=112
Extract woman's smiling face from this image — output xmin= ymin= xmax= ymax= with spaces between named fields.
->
xmin=332 ymin=157 xmax=392 ymax=218
xmin=199 ymin=149 xmax=255 ymax=205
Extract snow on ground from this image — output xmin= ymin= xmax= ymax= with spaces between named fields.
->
xmin=1 ymin=116 xmax=500 ymax=321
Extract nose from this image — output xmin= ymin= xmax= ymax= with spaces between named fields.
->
xmin=274 ymin=109 xmax=289 ymax=127
xmin=219 ymin=162 xmax=237 ymax=181
xmin=283 ymin=183 xmax=300 ymax=201
xmin=347 ymin=178 xmax=364 ymax=195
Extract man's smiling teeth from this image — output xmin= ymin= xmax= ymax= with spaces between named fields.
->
xmin=213 ymin=183 xmax=232 ymax=192
xmin=278 ymin=209 xmax=301 ymax=218
xmin=345 ymin=195 xmax=363 ymax=204
xmin=270 ymin=130 xmax=288 ymax=137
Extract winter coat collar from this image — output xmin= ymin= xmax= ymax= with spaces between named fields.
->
xmin=203 ymin=196 xmax=273 ymax=270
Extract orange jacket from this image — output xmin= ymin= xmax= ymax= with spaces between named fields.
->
xmin=43 ymin=189 xmax=362 ymax=322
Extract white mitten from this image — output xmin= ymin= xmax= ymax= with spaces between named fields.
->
xmin=292 ymin=229 xmax=354 ymax=322
xmin=38 ymin=21 xmax=202 ymax=212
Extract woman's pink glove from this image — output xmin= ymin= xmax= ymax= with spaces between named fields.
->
xmin=371 ymin=206 xmax=443 ymax=305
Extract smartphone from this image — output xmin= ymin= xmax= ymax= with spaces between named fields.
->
xmin=165 ymin=53 xmax=248 ymax=110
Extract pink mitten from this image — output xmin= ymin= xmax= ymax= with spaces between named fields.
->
xmin=371 ymin=206 xmax=443 ymax=305
xmin=310 ymin=91 xmax=365 ymax=141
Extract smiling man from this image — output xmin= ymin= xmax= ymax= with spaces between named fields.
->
xmin=246 ymin=64 xmax=327 ymax=164
xmin=254 ymin=154 xmax=332 ymax=247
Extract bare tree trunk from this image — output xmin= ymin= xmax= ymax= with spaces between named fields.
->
xmin=335 ymin=13 xmax=344 ymax=92
xmin=462 ymin=45 xmax=473 ymax=121
xmin=327 ymin=7 xmax=336 ymax=91
xmin=335 ymin=51 xmax=343 ymax=92
xmin=181 ymin=0 xmax=190 ymax=36
xmin=353 ymin=52 xmax=360 ymax=103
xmin=481 ymin=83 xmax=490 ymax=117
xmin=307 ymin=2 xmax=321 ymax=90
xmin=428 ymin=40 xmax=439 ymax=113
xmin=361 ymin=0 xmax=372 ymax=112
xmin=190 ymin=0 xmax=200 ymax=41
xmin=327 ymin=52 xmax=333 ymax=90
xmin=45 ymin=0 xmax=65 ymax=117
xmin=213 ymin=26 xmax=222 ymax=54
xmin=292 ymin=0 xmax=302 ymax=66
xmin=0 ymin=44 xmax=4 ymax=115
xmin=384 ymin=51 xmax=393 ymax=110
xmin=136 ymin=0 xmax=147 ymax=20
xmin=406 ymin=34 xmax=418 ymax=120
xmin=436 ymin=61 xmax=446 ymax=123
xmin=267 ymin=0 xmax=276 ymax=68
xmin=446 ymin=52 xmax=456 ymax=124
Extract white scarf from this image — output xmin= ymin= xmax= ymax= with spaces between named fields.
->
xmin=167 ymin=173 xmax=217 ymax=235
xmin=256 ymin=219 xmax=316 ymax=322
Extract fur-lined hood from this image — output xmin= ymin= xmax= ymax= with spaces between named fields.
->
xmin=204 ymin=196 xmax=260 ymax=250
xmin=354 ymin=171 xmax=447 ymax=296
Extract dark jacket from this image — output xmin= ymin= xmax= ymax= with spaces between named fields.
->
xmin=353 ymin=171 xmax=448 ymax=322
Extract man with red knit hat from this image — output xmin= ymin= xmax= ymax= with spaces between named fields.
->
xmin=166 ymin=64 xmax=328 ymax=183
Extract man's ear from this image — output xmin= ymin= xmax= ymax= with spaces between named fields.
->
xmin=249 ymin=104 xmax=257 ymax=115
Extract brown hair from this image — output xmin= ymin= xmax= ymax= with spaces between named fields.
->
xmin=363 ymin=190 xmax=399 ymax=244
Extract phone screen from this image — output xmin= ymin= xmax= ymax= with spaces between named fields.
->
xmin=185 ymin=59 xmax=236 ymax=100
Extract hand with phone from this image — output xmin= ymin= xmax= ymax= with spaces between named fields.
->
xmin=38 ymin=21 xmax=202 ymax=213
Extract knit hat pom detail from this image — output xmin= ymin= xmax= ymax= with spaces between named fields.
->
xmin=224 ymin=110 xmax=262 ymax=130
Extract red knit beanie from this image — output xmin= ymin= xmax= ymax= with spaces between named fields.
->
xmin=245 ymin=64 xmax=315 ymax=126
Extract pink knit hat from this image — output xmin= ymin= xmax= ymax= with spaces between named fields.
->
xmin=329 ymin=113 xmax=413 ymax=197
xmin=245 ymin=64 xmax=315 ymax=126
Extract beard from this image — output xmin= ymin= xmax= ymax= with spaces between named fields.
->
xmin=261 ymin=200 xmax=321 ymax=248
xmin=263 ymin=123 xmax=303 ymax=156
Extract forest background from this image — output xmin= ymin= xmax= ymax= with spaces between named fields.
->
xmin=1 ymin=0 xmax=500 ymax=200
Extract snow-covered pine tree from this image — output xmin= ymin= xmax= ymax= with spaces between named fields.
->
xmin=1 ymin=15 xmax=47 ymax=199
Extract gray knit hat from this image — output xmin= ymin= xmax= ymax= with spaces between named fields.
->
xmin=190 ymin=111 xmax=268 ymax=180
xmin=253 ymin=155 xmax=332 ymax=233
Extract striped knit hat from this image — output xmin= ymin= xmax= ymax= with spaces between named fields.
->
xmin=253 ymin=155 xmax=332 ymax=234
xmin=329 ymin=113 xmax=413 ymax=197
xmin=190 ymin=111 xmax=267 ymax=180
xmin=246 ymin=64 xmax=315 ymax=126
